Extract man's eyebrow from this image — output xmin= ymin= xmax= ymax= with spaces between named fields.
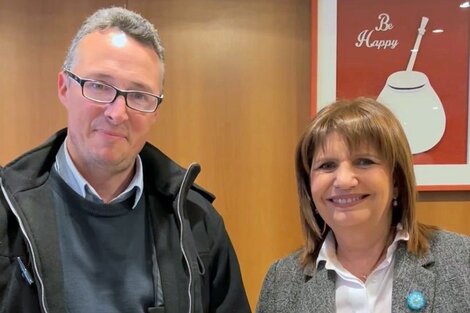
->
xmin=85 ymin=73 xmax=155 ymax=93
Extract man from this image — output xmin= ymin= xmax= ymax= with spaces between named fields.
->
xmin=0 ymin=7 xmax=250 ymax=313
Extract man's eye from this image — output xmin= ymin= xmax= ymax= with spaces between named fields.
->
xmin=89 ymin=82 xmax=107 ymax=90
xmin=129 ymin=92 xmax=146 ymax=100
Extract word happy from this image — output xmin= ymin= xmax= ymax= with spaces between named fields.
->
xmin=355 ymin=13 xmax=398 ymax=49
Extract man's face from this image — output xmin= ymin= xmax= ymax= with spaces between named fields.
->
xmin=57 ymin=28 xmax=163 ymax=176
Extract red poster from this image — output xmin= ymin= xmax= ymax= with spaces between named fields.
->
xmin=336 ymin=0 xmax=469 ymax=165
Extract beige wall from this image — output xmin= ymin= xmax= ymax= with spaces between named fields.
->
xmin=0 ymin=0 xmax=468 ymax=310
xmin=134 ymin=0 xmax=312 ymax=307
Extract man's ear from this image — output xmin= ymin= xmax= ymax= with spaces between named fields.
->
xmin=57 ymin=71 xmax=69 ymax=106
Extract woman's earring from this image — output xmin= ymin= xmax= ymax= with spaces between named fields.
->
xmin=393 ymin=197 xmax=398 ymax=207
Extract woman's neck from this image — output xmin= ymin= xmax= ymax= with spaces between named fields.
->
xmin=334 ymin=226 xmax=395 ymax=282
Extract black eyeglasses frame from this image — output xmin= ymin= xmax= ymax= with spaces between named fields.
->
xmin=64 ymin=70 xmax=163 ymax=113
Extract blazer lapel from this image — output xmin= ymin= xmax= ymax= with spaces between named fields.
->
xmin=392 ymin=242 xmax=436 ymax=313
xmin=300 ymin=263 xmax=336 ymax=312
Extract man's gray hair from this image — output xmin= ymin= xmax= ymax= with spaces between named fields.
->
xmin=62 ymin=7 xmax=164 ymax=71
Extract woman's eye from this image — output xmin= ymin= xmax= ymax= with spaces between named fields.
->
xmin=356 ymin=158 xmax=375 ymax=167
xmin=317 ymin=161 xmax=336 ymax=171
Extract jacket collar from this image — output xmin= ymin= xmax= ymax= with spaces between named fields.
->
xmin=300 ymin=241 xmax=436 ymax=313
xmin=2 ymin=128 xmax=214 ymax=202
xmin=300 ymin=262 xmax=336 ymax=312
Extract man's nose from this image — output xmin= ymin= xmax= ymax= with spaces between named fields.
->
xmin=104 ymin=94 xmax=129 ymax=124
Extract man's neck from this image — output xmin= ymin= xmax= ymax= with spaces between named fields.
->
xmin=60 ymin=138 xmax=139 ymax=204
xmin=81 ymin=165 xmax=136 ymax=203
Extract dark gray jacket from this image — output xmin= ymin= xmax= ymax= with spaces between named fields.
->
xmin=0 ymin=129 xmax=251 ymax=313
xmin=257 ymin=230 xmax=470 ymax=313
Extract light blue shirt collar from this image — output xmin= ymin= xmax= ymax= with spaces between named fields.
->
xmin=53 ymin=138 xmax=143 ymax=209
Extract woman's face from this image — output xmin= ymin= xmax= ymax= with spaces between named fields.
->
xmin=310 ymin=132 xmax=395 ymax=234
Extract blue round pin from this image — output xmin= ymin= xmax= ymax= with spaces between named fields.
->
xmin=406 ymin=290 xmax=426 ymax=311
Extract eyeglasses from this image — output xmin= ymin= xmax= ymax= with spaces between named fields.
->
xmin=64 ymin=70 xmax=163 ymax=113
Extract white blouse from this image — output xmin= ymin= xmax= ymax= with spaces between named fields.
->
xmin=316 ymin=226 xmax=409 ymax=313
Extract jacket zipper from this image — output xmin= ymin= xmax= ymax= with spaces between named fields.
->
xmin=176 ymin=162 xmax=201 ymax=313
xmin=0 ymin=178 xmax=49 ymax=313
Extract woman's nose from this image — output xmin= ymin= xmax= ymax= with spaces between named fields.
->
xmin=333 ymin=163 xmax=358 ymax=189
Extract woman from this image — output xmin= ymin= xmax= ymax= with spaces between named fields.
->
xmin=256 ymin=97 xmax=470 ymax=313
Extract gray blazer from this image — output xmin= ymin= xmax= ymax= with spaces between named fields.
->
xmin=256 ymin=230 xmax=470 ymax=313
